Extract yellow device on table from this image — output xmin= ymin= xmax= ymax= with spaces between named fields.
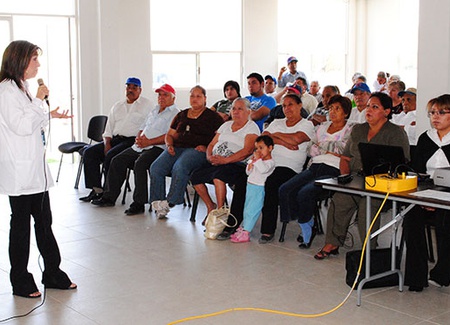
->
xmin=365 ymin=173 xmax=417 ymax=193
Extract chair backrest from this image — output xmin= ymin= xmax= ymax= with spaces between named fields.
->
xmin=87 ymin=115 xmax=108 ymax=143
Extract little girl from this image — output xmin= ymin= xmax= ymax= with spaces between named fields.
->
xmin=231 ymin=135 xmax=275 ymax=243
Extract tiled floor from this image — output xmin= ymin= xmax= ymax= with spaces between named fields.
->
xmin=0 ymin=162 xmax=450 ymax=324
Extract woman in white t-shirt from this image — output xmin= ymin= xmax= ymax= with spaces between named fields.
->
xmin=258 ymin=93 xmax=315 ymax=243
xmin=191 ymin=98 xmax=260 ymax=224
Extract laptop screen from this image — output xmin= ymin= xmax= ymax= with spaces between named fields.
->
xmin=358 ymin=143 xmax=407 ymax=176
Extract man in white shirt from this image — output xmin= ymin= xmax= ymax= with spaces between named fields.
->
xmin=264 ymin=75 xmax=278 ymax=97
xmin=91 ymin=84 xmax=179 ymax=214
xmin=348 ymin=82 xmax=371 ymax=124
xmin=80 ymin=77 xmax=151 ymax=202
xmin=392 ymin=87 xmax=417 ymax=145
xmin=295 ymin=76 xmax=318 ymax=115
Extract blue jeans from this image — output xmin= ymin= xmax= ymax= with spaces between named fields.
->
xmin=150 ymin=147 xmax=207 ymax=205
xmin=278 ymin=163 xmax=339 ymax=224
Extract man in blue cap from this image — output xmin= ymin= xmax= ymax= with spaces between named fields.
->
xmin=79 ymin=77 xmax=151 ymax=202
xmin=277 ymin=56 xmax=308 ymax=88
xmin=348 ymin=82 xmax=371 ymax=124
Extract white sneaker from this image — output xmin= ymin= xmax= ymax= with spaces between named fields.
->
xmin=152 ymin=200 xmax=170 ymax=219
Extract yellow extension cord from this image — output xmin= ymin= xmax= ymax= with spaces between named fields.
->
xmin=167 ymin=192 xmax=391 ymax=325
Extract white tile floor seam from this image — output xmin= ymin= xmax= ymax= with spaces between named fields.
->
xmin=0 ymin=162 xmax=449 ymax=324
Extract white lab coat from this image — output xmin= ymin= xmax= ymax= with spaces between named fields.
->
xmin=0 ymin=79 xmax=53 ymax=196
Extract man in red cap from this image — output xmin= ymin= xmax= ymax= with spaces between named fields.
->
xmin=277 ymin=56 xmax=308 ymax=88
xmin=91 ymin=84 xmax=180 ymax=215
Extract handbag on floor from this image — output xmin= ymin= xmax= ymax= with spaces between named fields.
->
xmin=345 ymin=247 xmax=402 ymax=289
xmin=204 ymin=206 xmax=237 ymax=240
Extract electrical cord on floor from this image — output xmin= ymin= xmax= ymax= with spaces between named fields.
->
xmin=167 ymin=192 xmax=391 ymax=325
xmin=0 ymin=255 xmax=46 ymax=323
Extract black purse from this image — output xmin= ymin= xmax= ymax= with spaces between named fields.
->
xmin=345 ymin=247 xmax=402 ymax=289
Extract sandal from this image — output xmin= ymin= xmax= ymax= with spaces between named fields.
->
xmin=314 ymin=246 xmax=339 ymax=260
xmin=13 ymin=290 xmax=42 ymax=299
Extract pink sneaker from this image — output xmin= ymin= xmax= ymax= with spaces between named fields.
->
xmin=231 ymin=228 xmax=250 ymax=243
xmin=230 ymin=227 xmax=243 ymax=241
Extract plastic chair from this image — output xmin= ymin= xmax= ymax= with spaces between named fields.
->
xmin=56 ymin=115 xmax=108 ymax=189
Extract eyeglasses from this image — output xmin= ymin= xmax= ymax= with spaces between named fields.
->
xmin=427 ymin=110 xmax=450 ymax=117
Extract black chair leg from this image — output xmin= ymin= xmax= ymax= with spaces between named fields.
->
xmin=190 ymin=191 xmax=200 ymax=222
xmin=122 ymin=168 xmax=131 ymax=205
xmin=74 ymin=156 xmax=84 ymax=189
xmin=279 ymin=222 xmax=288 ymax=242
xmin=56 ymin=153 xmax=64 ymax=182
xmin=426 ymin=224 xmax=435 ymax=263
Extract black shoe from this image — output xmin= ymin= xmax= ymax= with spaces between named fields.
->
xmin=125 ymin=203 xmax=145 ymax=215
xmin=217 ymin=230 xmax=232 ymax=241
xmin=79 ymin=190 xmax=102 ymax=202
xmin=91 ymin=197 xmax=115 ymax=207
xmin=297 ymin=234 xmax=304 ymax=243
xmin=299 ymin=227 xmax=317 ymax=249
xmin=408 ymin=286 xmax=424 ymax=292
xmin=258 ymin=234 xmax=274 ymax=244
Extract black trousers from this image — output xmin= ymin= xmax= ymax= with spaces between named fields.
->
xmin=103 ymin=146 xmax=163 ymax=204
xmin=260 ymin=167 xmax=297 ymax=235
xmin=83 ymin=136 xmax=135 ymax=189
xmin=404 ymin=206 xmax=450 ymax=287
xmin=9 ymin=192 xmax=66 ymax=295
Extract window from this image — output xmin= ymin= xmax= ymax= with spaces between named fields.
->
xmin=150 ymin=0 xmax=242 ymax=89
xmin=278 ymin=0 xmax=419 ymax=91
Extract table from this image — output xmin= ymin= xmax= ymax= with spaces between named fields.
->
xmin=315 ymin=175 xmax=450 ymax=306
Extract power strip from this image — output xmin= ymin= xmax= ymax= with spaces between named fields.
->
xmin=365 ymin=173 xmax=417 ymax=193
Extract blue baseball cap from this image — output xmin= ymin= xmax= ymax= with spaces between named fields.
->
xmin=287 ymin=56 xmax=298 ymax=64
xmin=126 ymin=77 xmax=141 ymax=87
xmin=265 ymin=75 xmax=277 ymax=85
xmin=350 ymin=82 xmax=371 ymax=94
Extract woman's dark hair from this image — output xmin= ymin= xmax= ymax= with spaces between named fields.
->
xmin=223 ymin=80 xmax=241 ymax=98
xmin=0 ymin=40 xmax=41 ymax=91
xmin=370 ymin=92 xmax=393 ymax=119
xmin=328 ymin=95 xmax=352 ymax=118
xmin=282 ymin=93 xmax=302 ymax=105
xmin=323 ymin=85 xmax=340 ymax=95
xmin=190 ymin=85 xmax=207 ymax=96
xmin=256 ymin=134 xmax=274 ymax=147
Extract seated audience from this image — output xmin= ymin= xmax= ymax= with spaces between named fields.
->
xmin=404 ymin=95 xmax=450 ymax=292
xmin=190 ymin=98 xmax=260 ymax=224
xmin=387 ymin=80 xmax=406 ymax=114
xmin=246 ymin=72 xmax=277 ymax=131
xmin=90 ymin=84 xmax=179 ymax=214
xmin=79 ymin=77 xmax=151 ymax=202
xmin=309 ymin=80 xmax=323 ymax=103
xmin=266 ymin=85 xmax=308 ymax=125
xmin=150 ymin=86 xmax=223 ymax=219
xmin=391 ymin=87 xmax=417 ymax=146
xmin=308 ymin=85 xmax=340 ymax=126
xmin=294 ymin=76 xmax=318 ymax=115
xmin=210 ymin=80 xmax=241 ymax=122
xmin=347 ymin=82 xmax=371 ymax=124
xmin=372 ymin=71 xmax=389 ymax=93
xmin=279 ymin=95 xmax=353 ymax=248
xmin=315 ymin=92 xmax=410 ymax=259
xmin=264 ymin=75 xmax=278 ymax=97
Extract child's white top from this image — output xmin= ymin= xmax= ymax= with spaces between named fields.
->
xmin=246 ymin=158 xmax=276 ymax=186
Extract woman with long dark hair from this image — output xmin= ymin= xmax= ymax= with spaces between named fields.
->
xmin=0 ymin=40 xmax=76 ymax=298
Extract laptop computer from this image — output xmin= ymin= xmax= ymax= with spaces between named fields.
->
xmin=358 ymin=143 xmax=407 ymax=176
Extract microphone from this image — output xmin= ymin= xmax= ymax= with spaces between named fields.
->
xmin=37 ymin=78 xmax=50 ymax=107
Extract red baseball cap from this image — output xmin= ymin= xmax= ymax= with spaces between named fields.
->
xmin=155 ymin=84 xmax=176 ymax=95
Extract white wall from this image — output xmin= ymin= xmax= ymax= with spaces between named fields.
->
xmin=416 ymin=0 xmax=450 ymax=137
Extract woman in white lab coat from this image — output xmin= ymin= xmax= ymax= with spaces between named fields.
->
xmin=0 ymin=40 xmax=76 ymax=298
